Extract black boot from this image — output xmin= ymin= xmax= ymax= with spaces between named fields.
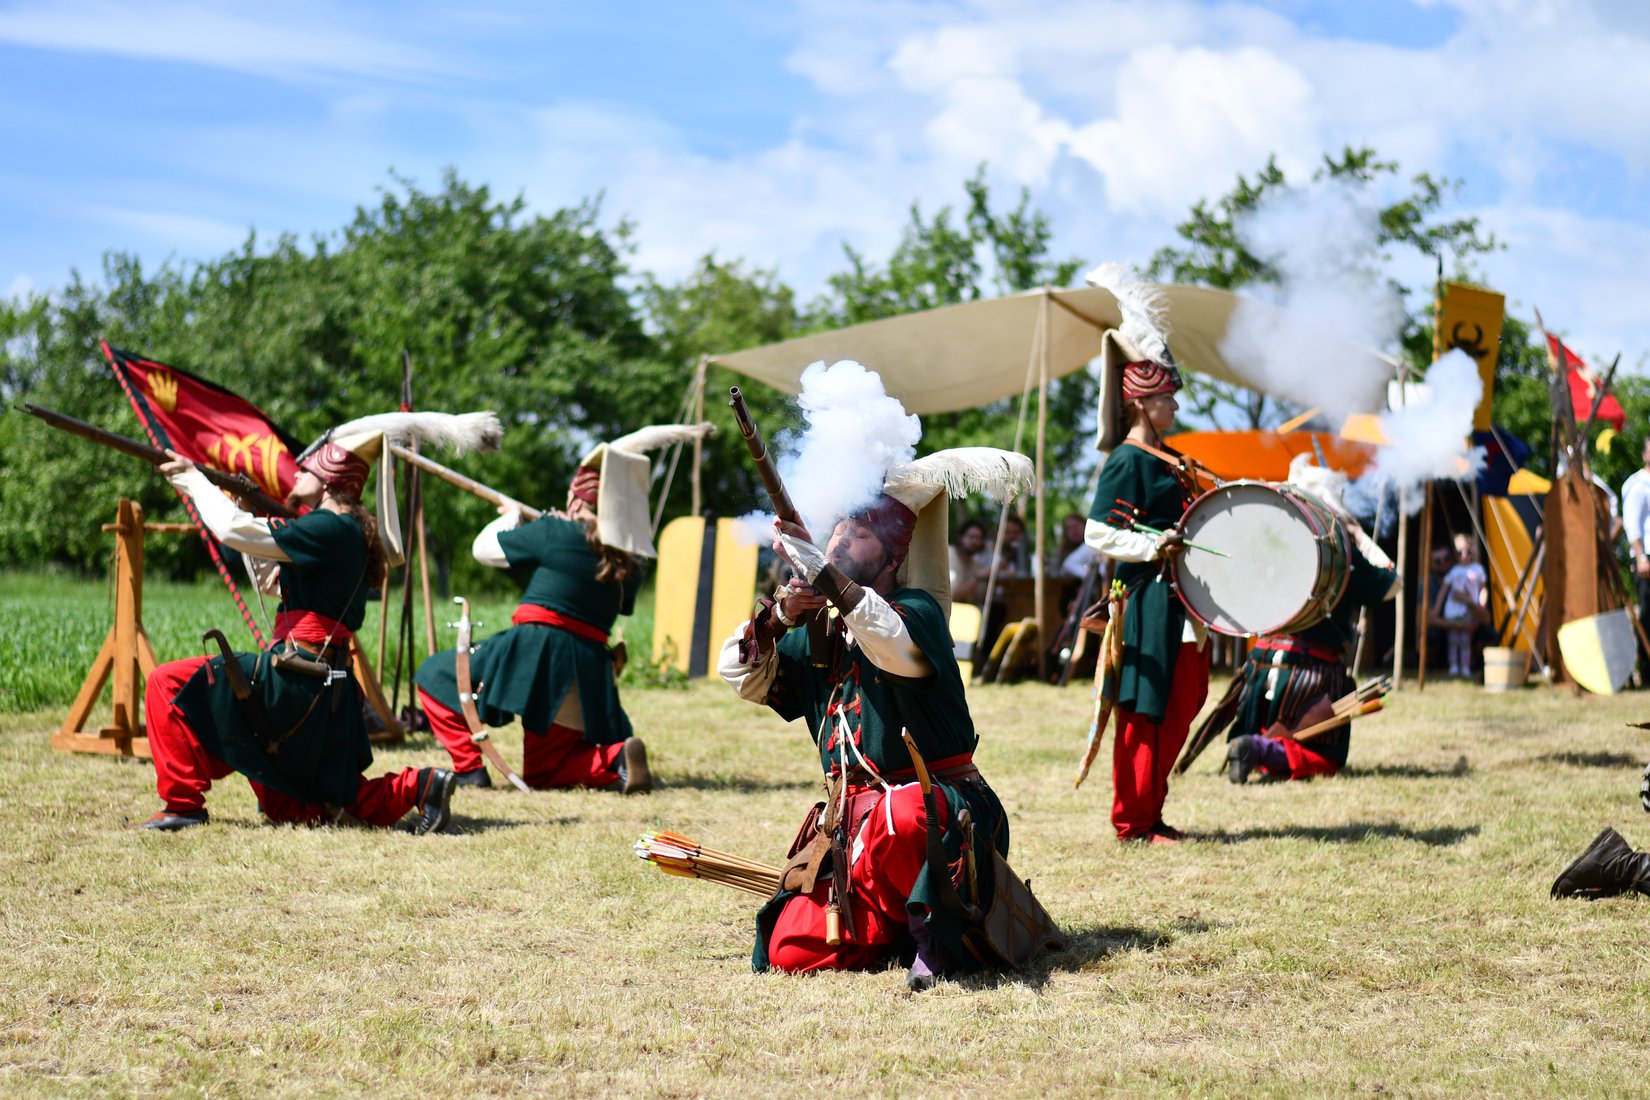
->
xmin=1551 ymin=827 xmax=1650 ymax=899
xmin=1227 ymin=736 xmax=1259 ymax=785
xmin=453 ymin=767 xmax=492 ymax=789
xmin=412 ymin=768 xmax=457 ymax=836
xmin=137 ymin=808 xmax=209 ymax=831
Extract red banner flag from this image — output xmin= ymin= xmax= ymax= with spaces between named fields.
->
xmin=102 ymin=342 xmax=308 ymax=647
xmin=101 ymin=342 xmax=303 ymax=499
xmin=1549 ymin=334 xmax=1625 ymax=432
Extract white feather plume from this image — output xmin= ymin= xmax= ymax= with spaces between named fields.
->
xmin=307 ymin=410 xmax=503 ymax=456
xmin=1085 ymin=260 xmax=1173 ymax=365
xmin=885 ymin=447 xmax=1035 ymax=503
xmin=609 ymin=421 xmax=715 ymax=455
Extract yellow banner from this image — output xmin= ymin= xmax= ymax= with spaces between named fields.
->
xmin=1436 ymin=281 xmax=1505 ymax=431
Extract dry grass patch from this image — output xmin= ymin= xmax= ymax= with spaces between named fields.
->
xmin=3 ymin=677 xmax=1650 ymax=1096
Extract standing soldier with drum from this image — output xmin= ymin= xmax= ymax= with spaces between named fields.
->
xmin=1083 ymin=263 xmax=1210 ymax=844
xmin=1223 ymin=457 xmax=1398 ymax=782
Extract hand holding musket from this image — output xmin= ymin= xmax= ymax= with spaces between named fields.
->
xmin=729 ymin=387 xmax=830 ymax=668
xmin=21 ymin=402 xmax=296 ymax=518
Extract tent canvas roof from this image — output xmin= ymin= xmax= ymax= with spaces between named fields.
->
xmin=710 ymin=284 xmax=1397 ymax=417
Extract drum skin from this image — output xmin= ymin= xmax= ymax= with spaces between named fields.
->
xmin=1171 ymin=481 xmax=1350 ymax=637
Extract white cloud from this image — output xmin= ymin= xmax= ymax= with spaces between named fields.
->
xmin=5 ymin=274 xmax=35 ymax=300
xmin=79 ymin=205 xmax=249 ymax=256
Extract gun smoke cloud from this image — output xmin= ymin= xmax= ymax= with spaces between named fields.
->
xmin=1219 ymin=179 xmax=1404 ymax=422
xmin=1369 ymin=348 xmax=1485 ymax=499
xmin=739 ymin=360 xmax=920 ymax=542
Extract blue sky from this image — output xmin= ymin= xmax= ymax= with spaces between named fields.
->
xmin=4 ymin=0 xmax=1648 ymax=368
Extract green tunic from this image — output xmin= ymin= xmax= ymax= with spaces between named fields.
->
xmin=1231 ymin=543 xmax=1397 ymax=768
xmin=1088 ymin=442 xmax=1199 ymax=723
xmin=750 ymin=588 xmax=1009 ymax=972
xmin=172 ymin=509 xmax=374 ymax=808
xmin=416 ymin=515 xmax=640 ymax=742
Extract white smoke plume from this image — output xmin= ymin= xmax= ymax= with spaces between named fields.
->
xmin=1369 ymin=349 xmax=1485 ymax=503
xmin=738 ymin=360 xmax=921 ymax=542
xmin=1219 ymin=180 xmax=1405 ymax=421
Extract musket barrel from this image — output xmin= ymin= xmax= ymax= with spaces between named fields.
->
xmin=727 ymin=387 xmax=799 ymax=524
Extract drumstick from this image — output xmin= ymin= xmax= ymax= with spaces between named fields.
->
xmin=1133 ymin=524 xmax=1229 ymax=558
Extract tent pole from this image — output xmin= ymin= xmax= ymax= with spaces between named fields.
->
xmin=691 ymin=355 xmax=707 ymax=517
xmin=1035 ymin=288 xmax=1050 ymax=682
xmin=1416 ymin=481 xmax=1434 ymax=690
xmin=1394 ymin=498 xmax=1407 ymax=692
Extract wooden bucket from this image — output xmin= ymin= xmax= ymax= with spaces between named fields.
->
xmin=1483 ymin=646 xmax=1528 ymax=692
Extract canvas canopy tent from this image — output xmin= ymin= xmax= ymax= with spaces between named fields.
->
xmin=706 ymin=283 xmax=1400 ymax=679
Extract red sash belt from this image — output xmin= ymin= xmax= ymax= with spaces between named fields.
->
xmin=274 ymin=610 xmax=355 ymax=657
xmin=835 ymin=751 xmax=977 ymax=787
xmin=512 ymin=603 xmax=610 ymax=645
xmin=1253 ymin=635 xmax=1343 ymax=665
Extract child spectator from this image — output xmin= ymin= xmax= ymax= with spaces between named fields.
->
xmin=1433 ymin=533 xmax=1488 ymax=677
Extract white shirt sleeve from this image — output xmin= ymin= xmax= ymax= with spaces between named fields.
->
xmin=1085 ymin=518 xmax=1160 ymax=563
xmin=718 ymin=625 xmax=780 ymax=703
xmin=244 ymin=555 xmax=283 ymax=597
xmin=472 ymin=510 xmax=524 ymax=569
xmin=167 ymin=467 xmax=290 ymax=562
xmin=1625 ymin=473 xmax=1650 ymax=549
xmin=843 ymin=591 xmax=932 ymax=679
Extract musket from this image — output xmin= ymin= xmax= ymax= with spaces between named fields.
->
xmin=389 ymin=443 xmax=543 ymax=520
xmin=22 ymin=402 xmax=296 ymax=518
xmin=729 ymin=386 xmax=830 ymax=668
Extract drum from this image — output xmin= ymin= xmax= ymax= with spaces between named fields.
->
xmin=1172 ymin=481 xmax=1350 ymax=638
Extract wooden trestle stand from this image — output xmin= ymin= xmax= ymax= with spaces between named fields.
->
xmin=54 ymin=498 xmax=401 ymax=761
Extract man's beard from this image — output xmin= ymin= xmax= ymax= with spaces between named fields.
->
xmin=830 ymin=549 xmax=888 ymax=586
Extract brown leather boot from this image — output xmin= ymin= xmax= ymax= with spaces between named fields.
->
xmin=619 ymin=736 xmax=652 ymax=795
xmin=1551 ymin=827 xmax=1650 ymax=899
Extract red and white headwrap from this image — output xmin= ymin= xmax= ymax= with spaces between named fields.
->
xmin=569 ymin=464 xmax=601 ymax=506
xmin=1121 ymin=360 xmax=1182 ymax=401
xmin=300 ymin=442 xmax=371 ymax=500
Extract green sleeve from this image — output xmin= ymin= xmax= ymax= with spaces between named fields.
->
xmin=1345 ymin=546 xmax=1398 ymax=608
xmin=1089 ymin=447 xmax=1146 ymax=526
xmin=498 ymin=516 xmax=551 ymax=569
xmin=890 ymin=590 xmax=958 ymax=678
xmin=620 ymin=563 xmax=643 ymax=617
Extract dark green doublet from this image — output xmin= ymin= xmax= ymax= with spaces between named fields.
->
xmin=172 ymin=509 xmax=373 ymax=808
xmin=416 ymin=515 xmax=640 ymax=742
xmin=751 ymin=587 xmax=1010 ymax=972
xmin=1231 ymin=543 xmax=1397 ymax=767
xmin=1088 ymin=442 xmax=1199 ymax=723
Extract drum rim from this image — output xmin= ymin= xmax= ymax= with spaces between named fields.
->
xmin=1171 ymin=479 xmax=1352 ymax=638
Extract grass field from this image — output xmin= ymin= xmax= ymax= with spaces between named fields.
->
xmin=5 ymin=576 xmax=1650 ymax=1096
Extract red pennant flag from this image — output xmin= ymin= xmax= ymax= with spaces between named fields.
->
xmin=1549 ymin=334 xmax=1625 ymax=432
xmin=102 ymin=341 xmax=308 ymax=647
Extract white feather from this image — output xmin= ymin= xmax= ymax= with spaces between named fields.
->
xmin=609 ymin=421 xmax=715 ymax=455
xmin=885 ymin=447 xmax=1035 ymax=503
xmin=309 ymin=410 xmax=503 ymax=456
xmin=1084 ymin=260 xmax=1172 ymax=364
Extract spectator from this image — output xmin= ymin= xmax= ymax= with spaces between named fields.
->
xmin=1433 ymin=533 xmax=1488 ymax=678
xmin=1621 ymin=440 xmax=1650 ymax=676
xmin=1054 ymin=511 xmax=1098 ymax=580
xmin=949 ymin=518 xmax=991 ymax=604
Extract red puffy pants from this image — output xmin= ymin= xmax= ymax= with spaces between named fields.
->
xmin=1274 ymin=735 xmax=1339 ymax=780
xmin=145 ymin=657 xmax=423 ymax=826
xmin=766 ymin=782 xmax=949 ymax=973
xmin=1112 ymin=641 xmax=1210 ymax=839
xmin=418 ymin=689 xmax=623 ymax=790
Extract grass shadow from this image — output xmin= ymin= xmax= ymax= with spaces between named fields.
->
xmin=1340 ymin=756 xmax=1472 ymax=780
xmin=661 ymin=773 xmax=819 ymax=794
xmin=442 ymin=815 xmax=582 ymax=834
xmin=1529 ymin=751 xmax=1643 ymax=769
xmin=948 ymin=919 xmax=1212 ymax=992
xmin=1201 ymin=822 xmax=1480 ymax=847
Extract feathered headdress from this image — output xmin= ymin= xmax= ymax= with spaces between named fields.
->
xmin=1085 ymin=261 xmax=1182 ymax=450
xmin=579 ymin=421 xmax=715 ymax=558
xmin=298 ymin=409 xmax=504 ymax=567
xmin=877 ymin=446 xmax=1035 ymax=615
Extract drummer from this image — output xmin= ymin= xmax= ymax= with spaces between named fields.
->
xmin=1224 ymin=455 xmax=1398 ymax=783
xmin=1084 ymin=267 xmax=1209 ymax=844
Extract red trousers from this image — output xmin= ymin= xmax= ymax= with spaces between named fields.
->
xmin=146 ymin=657 xmax=422 ymax=826
xmin=419 ymin=689 xmax=623 ymax=790
xmin=1275 ymin=735 xmax=1339 ymax=780
xmin=1112 ymin=641 xmax=1210 ymax=839
xmin=767 ymin=782 xmax=948 ymax=973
